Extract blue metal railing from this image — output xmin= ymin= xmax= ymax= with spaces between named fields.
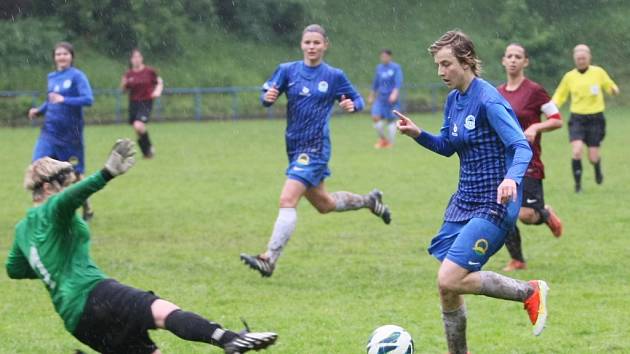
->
xmin=0 ymin=83 xmax=448 ymax=125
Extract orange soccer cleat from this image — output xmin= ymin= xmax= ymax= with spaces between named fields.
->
xmin=503 ymin=259 xmax=527 ymax=272
xmin=374 ymin=138 xmax=387 ymax=149
xmin=524 ymin=280 xmax=549 ymax=336
xmin=544 ymin=205 xmax=563 ymax=237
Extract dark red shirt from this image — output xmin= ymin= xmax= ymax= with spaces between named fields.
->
xmin=497 ymin=78 xmax=553 ymax=180
xmin=124 ymin=66 xmax=158 ymax=102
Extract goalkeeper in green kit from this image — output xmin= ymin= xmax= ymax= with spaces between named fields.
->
xmin=6 ymin=139 xmax=277 ymax=354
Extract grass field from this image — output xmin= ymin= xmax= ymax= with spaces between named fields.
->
xmin=1 ymin=108 xmax=629 ymax=353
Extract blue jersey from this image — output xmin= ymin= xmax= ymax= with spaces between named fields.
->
xmin=261 ymin=61 xmax=364 ymax=163
xmin=372 ymin=62 xmax=403 ymax=100
xmin=37 ymin=67 xmax=93 ymax=146
xmin=415 ymin=78 xmax=532 ymax=230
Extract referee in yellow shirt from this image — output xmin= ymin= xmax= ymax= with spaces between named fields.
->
xmin=552 ymin=44 xmax=619 ymax=193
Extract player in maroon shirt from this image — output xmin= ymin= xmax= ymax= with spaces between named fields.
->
xmin=121 ymin=49 xmax=163 ymax=158
xmin=497 ymin=44 xmax=564 ymax=271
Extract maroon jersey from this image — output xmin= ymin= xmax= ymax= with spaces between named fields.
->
xmin=124 ymin=66 xmax=158 ymax=102
xmin=498 ymin=78 xmax=555 ymax=180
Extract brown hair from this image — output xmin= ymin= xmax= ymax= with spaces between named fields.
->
xmin=506 ymin=43 xmax=528 ymax=58
xmin=302 ymin=24 xmax=328 ymax=41
xmin=52 ymin=41 xmax=75 ymax=65
xmin=129 ymin=48 xmax=143 ymax=68
xmin=429 ymin=30 xmax=482 ymax=76
xmin=25 ymin=157 xmax=76 ymax=201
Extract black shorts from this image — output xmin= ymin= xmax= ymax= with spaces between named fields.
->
xmin=568 ymin=112 xmax=606 ymax=147
xmin=129 ymin=100 xmax=154 ymax=125
xmin=73 ymin=279 xmax=160 ymax=354
xmin=521 ymin=176 xmax=545 ymax=210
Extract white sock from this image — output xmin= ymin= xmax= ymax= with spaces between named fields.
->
xmin=373 ymin=120 xmax=385 ymax=139
xmin=266 ymin=208 xmax=297 ymax=264
xmin=387 ymin=121 xmax=397 ymax=143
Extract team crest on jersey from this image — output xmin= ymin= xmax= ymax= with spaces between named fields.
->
xmin=464 ymin=115 xmax=476 ymax=130
xmin=63 ymin=79 xmax=72 ymax=89
xmin=452 ymin=123 xmax=458 ymax=136
xmin=472 ymin=238 xmax=489 ymax=255
xmin=318 ymin=81 xmax=328 ymax=93
xmin=297 ymin=153 xmax=310 ymax=165
xmin=300 ymin=86 xmax=311 ymax=96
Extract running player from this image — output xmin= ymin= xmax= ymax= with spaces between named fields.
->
xmin=240 ymin=24 xmax=391 ymax=277
xmin=6 ymin=139 xmax=277 ymax=354
xmin=28 ymin=41 xmax=95 ymax=220
xmin=367 ymin=49 xmax=404 ymax=148
xmin=121 ymin=48 xmax=163 ymax=158
xmin=497 ymin=43 xmax=564 ymax=271
xmin=396 ymin=31 xmax=548 ymax=354
xmin=552 ymin=44 xmax=619 ymax=193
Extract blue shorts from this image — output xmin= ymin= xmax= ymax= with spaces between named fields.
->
xmin=285 ymin=153 xmax=330 ymax=188
xmin=371 ymin=99 xmax=399 ymax=120
xmin=428 ymin=218 xmax=507 ymax=272
xmin=33 ymin=138 xmax=85 ymax=174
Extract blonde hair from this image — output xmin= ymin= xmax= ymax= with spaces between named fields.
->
xmin=429 ymin=30 xmax=482 ymax=76
xmin=302 ymin=24 xmax=328 ymax=41
xmin=25 ymin=157 xmax=75 ymax=201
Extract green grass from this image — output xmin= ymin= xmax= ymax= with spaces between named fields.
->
xmin=1 ymin=108 xmax=630 ymax=353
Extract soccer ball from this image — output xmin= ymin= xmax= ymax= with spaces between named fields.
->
xmin=366 ymin=325 xmax=414 ymax=354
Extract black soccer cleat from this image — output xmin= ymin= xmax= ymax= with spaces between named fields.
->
xmin=240 ymin=253 xmax=275 ymax=277
xmin=595 ymin=172 xmax=604 ymax=185
xmin=224 ymin=331 xmax=278 ymax=354
xmin=575 ymin=183 xmax=582 ymax=193
xmin=368 ymin=189 xmax=391 ymax=225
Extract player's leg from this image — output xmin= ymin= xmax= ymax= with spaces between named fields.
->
xmin=153 ymin=300 xmax=277 ymax=352
xmin=241 ymin=178 xmax=306 ymax=276
xmin=385 ymin=119 xmax=397 ymax=146
xmin=568 ymin=114 xmax=585 ymax=192
xmin=519 ymin=177 xmax=562 ymax=237
xmin=439 ymin=218 xmax=549 ymax=335
xmin=503 ymin=225 xmax=526 ymax=271
xmin=304 ymin=182 xmax=391 ymax=224
xmin=134 ymin=101 xmax=154 ymax=158
xmin=372 ymin=100 xmax=387 ymax=148
xmin=585 ymin=115 xmax=605 ymax=185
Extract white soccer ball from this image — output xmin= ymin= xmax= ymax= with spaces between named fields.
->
xmin=366 ymin=324 xmax=414 ymax=354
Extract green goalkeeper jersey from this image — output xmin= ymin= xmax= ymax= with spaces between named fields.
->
xmin=6 ymin=171 xmax=109 ymax=332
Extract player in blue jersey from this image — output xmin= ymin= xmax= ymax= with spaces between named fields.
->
xmin=28 ymin=42 xmax=95 ymax=220
xmin=368 ymin=49 xmax=404 ymax=148
xmin=240 ymin=24 xmax=391 ymax=278
xmin=396 ymin=31 xmax=549 ymax=354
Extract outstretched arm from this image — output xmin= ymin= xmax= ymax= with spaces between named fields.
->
xmin=395 ymin=110 xmax=455 ymax=157
xmin=49 ymin=139 xmax=136 ymax=223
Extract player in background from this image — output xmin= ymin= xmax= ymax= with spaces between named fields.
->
xmin=396 ymin=31 xmax=548 ymax=354
xmin=552 ymin=44 xmax=619 ymax=193
xmin=6 ymin=139 xmax=277 ymax=354
xmin=497 ymin=44 xmax=564 ymax=271
xmin=240 ymin=24 xmax=391 ymax=278
xmin=121 ymin=48 xmax=163 ymax=159
xmin=367 ymin=49 xmax=404 ymax=148
xmin=28 ymin=42 xmax=95 ymax=220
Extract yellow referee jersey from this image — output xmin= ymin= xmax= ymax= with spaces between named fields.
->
xmin=552 ymin=65 xmax=618 ymax=115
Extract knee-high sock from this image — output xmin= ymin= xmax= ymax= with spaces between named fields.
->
xmin=374 ymin=120 xmax=385 ymax=139
xmin=534 ymin=207 xmax=549 ymax=225
xmin=266 ymin=208 xmax=297 ymax=263
xmin=504 ymin=226 xmax=525 ymax=262
xmin=593 ymin=158 xmax=602 ymax=180
xmin=572 ymin=159 xmax=582 ymax=186
xmin=164 ymin=310 xmax=238 ymax=348
xmin=478 ymin=271 xmax=534 ymax=302
xmin=138 ymin=131 xmax=153 ymax=156
xmin=442 ymin=305 xmax=468 ymax=354
xmin=386 ymin=121 xmax=397 ymax=143
xmin=331 ymin=191 xmax=371 ymax=211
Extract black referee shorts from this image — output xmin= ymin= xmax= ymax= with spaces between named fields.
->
xmin=128 ymin=100 xmax=154 ymax=125
xmin=568 ymin=112 xmax=606 ymax=147
xmin=521 ymin=176 xmax=545 ymax=211
xmin=73 ymin=279 xmax=160 ymax=354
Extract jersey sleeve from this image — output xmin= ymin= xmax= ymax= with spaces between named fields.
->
xmin=600 ymin=68 xmax=619 ymax=94
xmin=394 ymin=65 xmax=404 ymax=89
xmin=414 ymin=97 xmax=455 ymax=157
xmin=47 ymin=171 xmax=108 ymax=226
xmin=486 ymin=103 xmax=532 ymax=184
xmin=63 ymin=71 xmax=94 ymax=107
xmin=533 ymin=85 xmax=561 ymax=119
xmin=5 ymin=239 xmax=37 ymax=279
xmin=551 ymin=73 xmax=570 ymax=108
xmin=260 ymin=64 xmax=289 ymax=107
xmin=334 ymin=70 xmax=364 ymax=112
